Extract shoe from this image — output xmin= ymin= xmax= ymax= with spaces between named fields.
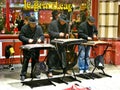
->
xmin=20 ymin=76 xmax=26 ymax=81
xmin=35 ymin=75 xmax=41 ymax=79
xmin=65 ymin=70 xmax=71 ymax=75
xmin=31 ymin=74 xmax=41 ymax=79
xmin=48 ymin=72 xmax=53 ymax=77
xmin=63 ymin=68 xmax=70 ymax=74
xmin=85 ymin=70 xmax=90 ymax=73
xmin=79 ymin=70 xmax=84 ymax=74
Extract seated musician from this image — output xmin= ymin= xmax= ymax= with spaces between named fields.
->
xmin=47 ymin=14 xmax=70 ymax=77
xmin=78 ymin=16 xmax=98 ymax=74
xmin=18 ymin=16 xmax=44 ymax=81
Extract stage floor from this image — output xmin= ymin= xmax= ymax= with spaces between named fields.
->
xmin=0 ymin=62 xmax=120 ymax=90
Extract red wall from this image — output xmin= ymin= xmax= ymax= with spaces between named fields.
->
xmin=92 ymin=0 xmax=98 ymax=27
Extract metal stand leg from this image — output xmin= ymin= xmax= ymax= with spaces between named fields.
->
xmin=92 ymin=66 xmax=112 ymax=78
xmin=99 ymin=69 xmax=112 ymax=77
xmin=71 ymin=68 xmax=81 ymax=82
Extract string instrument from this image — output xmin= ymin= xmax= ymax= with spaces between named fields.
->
xmin=65 ymin=9 xmax=78 ymax=69
xmin=51 ymin=38 xmax=86 ymax=69
xmin=20 ymin=44 xmax=56 ymax=64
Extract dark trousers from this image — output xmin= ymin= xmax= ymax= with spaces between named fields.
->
xmin=20 ymin=49 xmax=39 ymax=76
xmin=47 ymin=45 xmax=67 ymax=72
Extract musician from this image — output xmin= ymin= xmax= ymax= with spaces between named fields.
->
xmin=47 ymin=14 xmax=69 ymax=77
xmin=78 ymin=16 xmax=98 ymax=74
xmin=52 ymin=10 xmax=60 ymax=21
xmin=18 ymin=16 xmax=44 ymax=81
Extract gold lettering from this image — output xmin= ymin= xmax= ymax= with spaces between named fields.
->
xmin=64 ymin=4 xmax=68 ymax=10
xmin=38 ymin=2 xmax=42 ymax=9
xmin=24 ymin=0 xmax=27 ymax=9
xmin=53 ymin=2 xmax=57 ymax=10
xmin=34 ymin=0 xmax=39 ymax=11
xmin=67 ymin=4 xmax=72 ymax=12
xmin=26 ymin=2 xmax=31 ymax=9
xmin=23 ymin=1 xmax=72 ymax=11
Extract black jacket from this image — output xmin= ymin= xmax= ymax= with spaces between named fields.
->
xmin=78 ymin=21 xmax=98 ymax=40
xmin=18 ymin=24 xmax=44 ymax=45
xmin=48 ymin=20 xmax=69 ymax=40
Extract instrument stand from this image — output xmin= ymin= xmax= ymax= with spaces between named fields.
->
xmin=91 ymin=44 xmax=112 ymax=78
xmin=58 ymin=51 xmax=81 ymax=83
xmin=20 ymin=43 xmax=57 ymax=87
xmin=61 ymin=68 xmax=81 ymax=83
xmin=76 ymin=41 xmax=112 ymax=79
xmin=71 ymin=68 xmax=82 ymax=82
xmin=50 ymin=38 xmax=86 ymax=83
xmin=91 ymin=67 xmax=112 ymax=78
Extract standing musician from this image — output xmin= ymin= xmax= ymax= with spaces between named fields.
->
xmin=51 ymin=10 xmax=60 ymax=21
xmin=47 ymin=14 xmax=69 ymax=77
xmin=78 ymin=16 xmax=98 ymax=74
xmin=18 ymin=16 xmax=44 ymax=81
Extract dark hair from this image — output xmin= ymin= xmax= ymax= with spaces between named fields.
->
xmin=24 ymin=16 xmax=29 ymax=21
xmin=59 ymin=14 xmax=68 ymax=22
xmin=52 ymin=10 xmax=59 ymax=20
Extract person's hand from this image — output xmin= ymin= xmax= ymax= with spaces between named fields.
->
xmin=59 ymin=32 xmax=64 ymax=37
xmin=87 ymin=37 xmax=92 ymax=40
xmin=93 ymin=34 xmax=98 ymax=40
xmin=65 ymin=34 xmax=69 ymax=38
xmin=28 ymin=39 xmax=33 ymax=43
xmin=93 ymin=34 xmax=97 ymax=38
xmin=37 ymin=39 xmax=41 ymax=43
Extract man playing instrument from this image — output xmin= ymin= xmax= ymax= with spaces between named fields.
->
xmin=47 ymin=14 xmax=70 ymax=77
xmin=78 ymin=16 xmax=98 ymax=74
xmin=18 ymin=16 xmax=44 ymax=81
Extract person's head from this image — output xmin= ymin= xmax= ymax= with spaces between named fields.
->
xmin=58 ymin=14 xmax=68 ymax=25
xmin=24 ymin=16 xmax=29 ymax=25
xmin=87 ymin=16 xmax=95 ymax=26
xmin=28 ymin=16 xmax=37 ymax=29
xmin=52 ymin=10 xmax=59 ymax=20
